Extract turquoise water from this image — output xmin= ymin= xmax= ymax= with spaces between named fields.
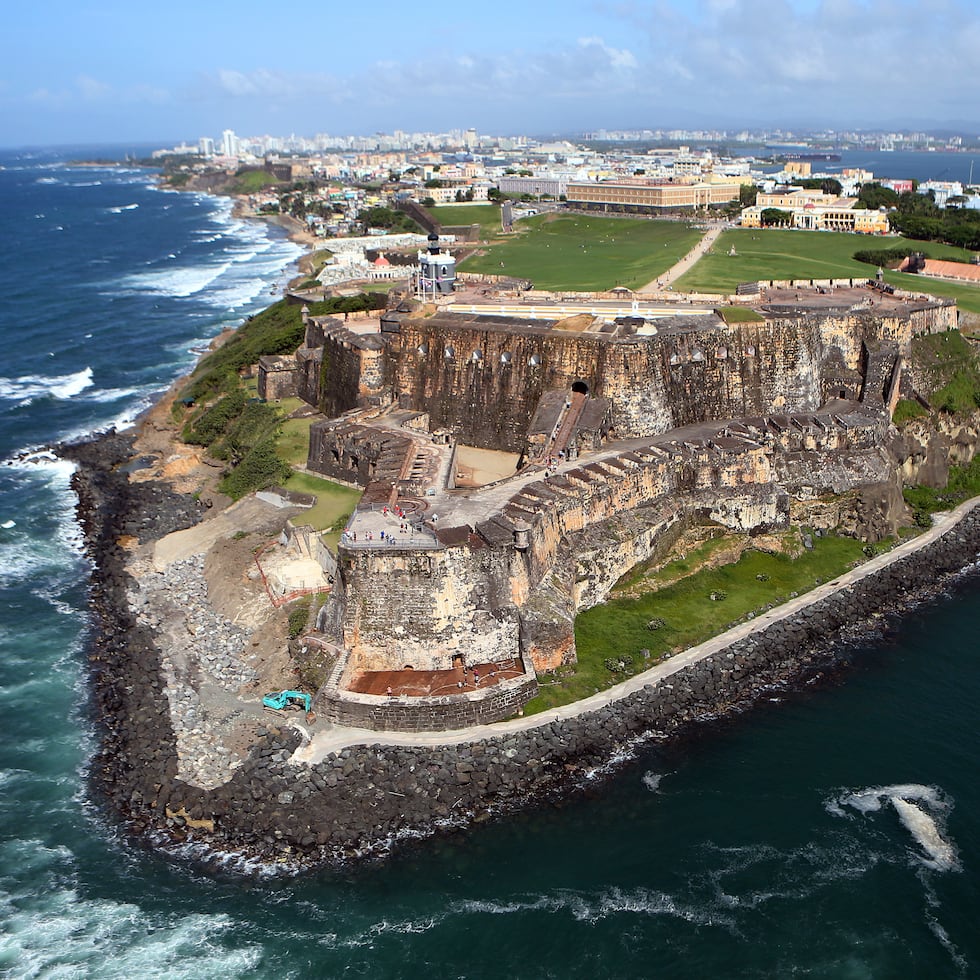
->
xmin=1 ymin=148 xmax=978 ymax=978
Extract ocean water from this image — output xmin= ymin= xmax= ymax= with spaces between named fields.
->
xmin=1 ymin=146 xmax=980 ymax=979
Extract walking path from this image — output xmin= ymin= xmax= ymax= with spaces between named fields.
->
xmin=292 ymin=494 xmax=980 ymax=764
xmin=639 ymin=223 xmax=725 ymax=293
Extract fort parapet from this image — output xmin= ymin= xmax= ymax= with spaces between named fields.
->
xmin=266 ymin=286 xmax=956 ymax=728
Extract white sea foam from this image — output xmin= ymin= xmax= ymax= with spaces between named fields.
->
xmin=891 ymin=798 xmax=958 ymax=871
xmin=829 ymin=783 xmax=958 ymax=872
xmin=0 ymin=367 xmax=94 ymax=404
xmin=642 ymin=771 xmax=666 ymax=793
xmin=117 ymin=260 xmax=234 ymax=299
xmin=0 ymin=886 xmax=262 ymax=979
xmin=35 ymin=176 xmax=59 ymax=184
xmin=108 ymin=203 xmax=140 ymax=213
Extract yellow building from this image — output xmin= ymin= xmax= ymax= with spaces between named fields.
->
xmin=740 ymin=198 xmax=889 ymax=234
xmin=566 ymin=179 xmax=740 ymax=212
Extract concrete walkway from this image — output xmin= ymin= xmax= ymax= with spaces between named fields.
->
xmin=639 ymin=223 xmax=725 ymax=293
xmin=292 ymin=495 xmax=980 ymax=764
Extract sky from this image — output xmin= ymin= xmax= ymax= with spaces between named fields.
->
xmin=3 ymin=0 xmax=980 ymax=148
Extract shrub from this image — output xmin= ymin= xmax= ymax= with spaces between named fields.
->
xmin=182 ymin=389 xmax=247 ymax=446
xmin=287 ymin=599 xmax=312 ymax=639
xmin=218 ymin=439 xmax=291 ymax=499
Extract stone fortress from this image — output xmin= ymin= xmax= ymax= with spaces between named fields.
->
xmin=258 ymin=275 xmax=957 ymax=732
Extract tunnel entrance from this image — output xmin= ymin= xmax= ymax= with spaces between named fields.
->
xmin=571 ymin=380 xmax=590 ymax=395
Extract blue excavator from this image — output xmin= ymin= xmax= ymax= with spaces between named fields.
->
xmin=262 ymin=690 xmax=313 ymax=715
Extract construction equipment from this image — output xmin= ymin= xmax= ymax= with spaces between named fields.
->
xmin=262 ymin=690 xmax=312 ymax=713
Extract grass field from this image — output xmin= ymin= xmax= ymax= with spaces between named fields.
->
xmin=523 ymin=533 xmax=870 ymax=714
xmin=460 ymin=214 xmax=703 ymax=290
xmin=673 ymin=228 xmax=980 ymax=312
xmin=428 ymin=204 xmax=503 ymax=237
xmin=281 ymin=471 xmax=361 ymax=547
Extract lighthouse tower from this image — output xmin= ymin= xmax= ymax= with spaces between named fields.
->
xmin=416 ymin=233 xmax=456 ymax=301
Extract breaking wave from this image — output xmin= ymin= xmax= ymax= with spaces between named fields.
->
xmin=827 ymin=783 xmax=959 ymax=871
xmin=0 ymin=367 xmax=93 ymax=404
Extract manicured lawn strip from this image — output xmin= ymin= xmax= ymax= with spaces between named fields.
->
xmin=523 ymin=535 xmax=868 ymax=714
xmin=281 ymin=470 xmax=361 ymax=546
xmin=717 ymin=306 xmax=764 ymax=323
xmin=882 ymin=271 xmax=980 ymax=315
xmin=460 ymin=215 xmax=703 ymax=290
xmin=672 ymin=228 xmax=979 ymax=296
xmin=428 ymin=204 xmax=503 ymax=237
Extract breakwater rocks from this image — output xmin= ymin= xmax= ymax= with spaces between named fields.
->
xmin=69 ymin=429 xmax=980 ymax=871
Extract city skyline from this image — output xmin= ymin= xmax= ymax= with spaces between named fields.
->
xmin=4 ymin=0 xmax=980 ymax=148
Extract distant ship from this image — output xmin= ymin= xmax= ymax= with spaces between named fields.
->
xmin=784 ymin=152 xmax=841 ymax=162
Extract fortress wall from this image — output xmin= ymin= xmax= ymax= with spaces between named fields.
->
xmin=909 ymin=303 xmax=957 ymax=335
xmin=390 ymin=321 xmax=619 ymax=452
xmin=377 ymin=310 xmax=933 ymax=451
xmin=315 ymin=337 xmax=364 ymax=418
xmin=338 ymin=545 xmax=522 ymax=670
xmin=319 ymin=673 xmax=538 ymax=732
xmin=296 ymin=349 xmax=321 ymax=407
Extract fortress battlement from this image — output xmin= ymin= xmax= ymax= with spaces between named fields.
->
xmin=261 ymin=287 xmax=957 ymax=729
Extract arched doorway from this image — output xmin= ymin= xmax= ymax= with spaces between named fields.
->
xmin=571 ymin=380 xmax=589 ymax=395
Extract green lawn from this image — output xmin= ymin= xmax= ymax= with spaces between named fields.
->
xmin=428 ymin=204 xmax=503 ymax=237
xmin=460 ymin=214 xmax=704 ymax=291
xmin=882 ymin=270 xmax=980 ymax=315
xmin=282 ymin=471 xmax=361 ymax=547
xmin=523 ymin=534 xmax=870 ymax=714
xmin=673 ymin=228 xmax=980 ymax=312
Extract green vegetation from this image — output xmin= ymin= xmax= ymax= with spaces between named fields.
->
xmin=176 ymin=295 xmax=384 ymax=500
xmin=882 ymin=271 xmax=980 ymax=315
xmin=716 ymin=306 xmax=764 ymax=324
xmin=287 ymin=598 xmax=312 ymax=639
xmin=179 ymin=294 xmax=387 ymax=404
xmin=219 ymin=440 xmax=291 ymax=500
xmin=674 ymin=229 xmax=980 ymax=311
xmin=461 ymin=215 xmax=703 ymax=290
xmin=760 ymin=208 xmax=794 ymax=227
xmin=427 ymin=204 xmax=503 ymax=237
xmin=229 ymin=169 xmax=282 ymax=194
xmin=892 ymin=399 xmax=928 ymax=425
xmin=280 ymin=471 xmax=360 ymax=547
xmin=912 ymin=330 xmax=980 ymax=412
xmin=359 ymin=206 xmax=422 ymax=233
xmin=523 ymin=534 xmax=868 ymax=714
xmin=852 ymin=246 xmax=919 ymax=268
xmin=904 ymin=454 xmax=980 ymax=526
xmin=883 ymin=188 xmax=980 ymax=250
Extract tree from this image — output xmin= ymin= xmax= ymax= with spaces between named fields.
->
xmin=422 ymin=196 xmax=436 ymax=208
xmin=857 ymin=183 xmax=900 ymax=210
xmin=739 ymin=184 xmax=759 ymax=207
xmin=760 ymin=208 xmax=793 ymax=227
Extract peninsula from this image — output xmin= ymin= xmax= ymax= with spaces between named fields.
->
xmin=66 ymin=224 xmax=980 ymax=869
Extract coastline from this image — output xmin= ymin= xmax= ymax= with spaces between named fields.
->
xmin=64 ymin=410 xmax=980 ymax=871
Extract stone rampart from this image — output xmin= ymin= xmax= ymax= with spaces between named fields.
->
xmin=376 ymin=309 xmax=921 ymax=451
xmin=317 ymin=649 xmax=538 ymax=732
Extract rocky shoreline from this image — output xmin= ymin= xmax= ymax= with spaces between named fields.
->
xmin=63 ymin=424 xmax=980 ymax=873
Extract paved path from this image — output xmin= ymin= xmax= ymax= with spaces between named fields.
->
xmin=639 ymin=224 xmax=725 ymax=293
xmin=292 ymin=495 xmax=980 ymax=765
xmin=153 ymin=496 xmax=285 ymax=571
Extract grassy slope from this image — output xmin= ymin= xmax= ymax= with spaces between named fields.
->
xmin=525 ymin=535 xmax=868 ymax=714
xmin=673 ymin=227 xmax=980 ymax=312
xmin=460 ymin=214 xmax=703 ymax=290
xmin=428 ymin=204 xmax=503 ymax=236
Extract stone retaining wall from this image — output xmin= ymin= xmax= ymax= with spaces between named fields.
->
xmin=319 ymin=674 xmax=539 ymax=732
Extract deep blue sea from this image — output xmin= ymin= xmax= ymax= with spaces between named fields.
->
xmin=2 ymin=146 xmax=980 ymax=979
